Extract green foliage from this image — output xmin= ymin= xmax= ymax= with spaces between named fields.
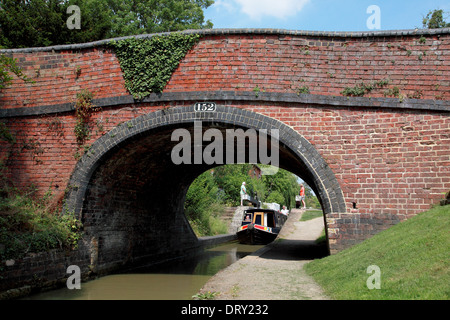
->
xmin=384 ymin=86 xmax=400 ymax=98
xmin=0 ymin=188 xmax=82 ymax=262
xmin=107 ymin=0 xmax=214 ymax=36
xmin=262 ymin=168 xmax=300 ymax=208
xmin=213 ymin=164 xmax=251 ymax=206
xmin=422 ymin=9 xmax=450 ymax=29
xmin=0 ymin=0 xmax=213 ymax=49
xmin=0 ymin=0 xmax=111 ymax=48
xmin=305 ymin=205 xmax=450 ymax=300
xmin=0 ymin=0 xmax=66 ymax=48
xmin=192 ymin=291 xmax=219 ymax=300
xmin=265 ymin=190 xmax=285 ymax=205
xmin=305 ymin=193 xmax=321 ymax=209
xmin=211 ymin=164 xmax=300 ymax=208
xmin=297 ymin=85 xmax=310 ymax=95
xmin=0 ymin=122 xmax=16 ymax=144
xmin=0 ymin=125 xmax=83 ymax=263
xmin=109 ymin=33 xmax=201 ymax=99
xmin=184 ymin=171 xmax=227 ymax=236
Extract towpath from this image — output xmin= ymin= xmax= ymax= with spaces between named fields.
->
xmin=198 ymin=209 xmax=330 ymax=300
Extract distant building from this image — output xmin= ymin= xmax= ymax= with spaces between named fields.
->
xmin=248 ymin=164 xmax=262 ymax=179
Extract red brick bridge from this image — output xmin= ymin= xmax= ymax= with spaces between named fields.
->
xmin=1 ymin=28 xmax=449 ymax=276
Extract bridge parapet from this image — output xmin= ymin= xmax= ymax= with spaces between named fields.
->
xmin=1 ymin=28 xmax=449 ymax=111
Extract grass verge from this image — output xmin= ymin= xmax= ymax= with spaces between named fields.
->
xmin=300 ymin=209 xmax=323 ymax=221
xmin=304 ymin=205 xmax=449 ymax=300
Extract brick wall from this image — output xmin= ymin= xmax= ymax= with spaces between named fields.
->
xmin=1 ymin=29 xmax=449 ymax=110
xmin=1 ymin=48 xmax=128 ymax=109
xmin=0 ymin=243 xmax=90 ymax=298
xmin=167 ymin=33 xmax=450 ymax=100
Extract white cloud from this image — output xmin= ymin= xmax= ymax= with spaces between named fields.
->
xmin=212 ymin=0 xmax=236 ymax=13
xmin=233 ymin=0 xmax=310 ymax=20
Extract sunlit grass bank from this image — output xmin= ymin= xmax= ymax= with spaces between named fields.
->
xmin=305 ymin=205 xmax=449 ymax=300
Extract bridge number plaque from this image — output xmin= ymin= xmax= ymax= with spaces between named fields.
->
xmin=194 ymin=102 xmax=216 ymax=112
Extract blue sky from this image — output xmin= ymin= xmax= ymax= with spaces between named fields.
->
xmin=204 ymin=0 xmax=450 ymax=31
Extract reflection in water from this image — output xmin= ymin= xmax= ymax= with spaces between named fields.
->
xmin=22 ymin=241 xmax=263 ymax=300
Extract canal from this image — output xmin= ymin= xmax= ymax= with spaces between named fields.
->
xmin=22 ymin=241 xmax=263 ymax=300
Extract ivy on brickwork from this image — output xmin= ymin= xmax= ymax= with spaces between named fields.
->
xmin=108 ymin=32 xmax=201 ymax=99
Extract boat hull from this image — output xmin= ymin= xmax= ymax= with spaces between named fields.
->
xmin=236 ymin=224 xmax=278 ymax=245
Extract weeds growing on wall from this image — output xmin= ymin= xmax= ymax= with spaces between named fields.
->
xmin=341 ymin=79 xmax=390 ymax=97
xmin=108 ymin=33 xmax=201 ymax=99
xmin=74 ymin=89 xmax=99 ymax=145
xmin=0 ymin=54 xmax=33 ymax=90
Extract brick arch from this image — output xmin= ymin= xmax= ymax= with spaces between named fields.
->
xmin=66 ymin=104 xmax=345 ymax=215
xmin=63 ymin=105 xmax=345 ymax=270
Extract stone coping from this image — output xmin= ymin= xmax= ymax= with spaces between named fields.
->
xmin=1 ymin=27 xmax=450 ymax=53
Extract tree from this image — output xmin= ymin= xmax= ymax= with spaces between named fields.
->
xmin=0 ymin=0 xmax=214 ymax=48
xmin=262 ymin=169 xmax=299 ymax=208
xmin=184 ymin=170 xmax=227 ymax=236
xmin=184 ymin=170 xmax=218 ymax=223
xmin=107 ymin=0 xmax=214 ymax=36
xmin=265 ymin=190 xmax=285 ymax=206
xmin=422 ymin=9 xmax=450 ymax=29
xmin=0 ymin=0 xmax=111 ymax=48
xmin=212 ymin=164 xmax=250 ymax=206
xmin=0 ymin=0 xmax=64 ymax=48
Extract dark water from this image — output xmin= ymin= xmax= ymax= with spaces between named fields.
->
xmin=22 ymin=241 xmax=263 ymax=300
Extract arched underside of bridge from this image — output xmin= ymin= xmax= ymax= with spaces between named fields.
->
xmin=65 ymin=105 xmax=345 ymax=272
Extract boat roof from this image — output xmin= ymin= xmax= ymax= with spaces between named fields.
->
xmin=244 ymin=208 xmax=278 ymax=213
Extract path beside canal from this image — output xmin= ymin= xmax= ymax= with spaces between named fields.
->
xmin=198 ymin=209 xmax=330 ymax=300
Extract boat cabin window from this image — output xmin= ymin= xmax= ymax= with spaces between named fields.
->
xmin=265 ymin=212 xmax=275 ymax=228
xmin=253 ymin=213 xmax=262 ymax=225
xmin=251 ymin=211 xmax=275 ymax=227
xmin=242 ymin=213 xmax=252 ymax=225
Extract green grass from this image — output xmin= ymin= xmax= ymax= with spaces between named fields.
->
xmin=304 ymin=205 xmax=450 ymax=300
xmin=300 ymin=209 xmax=323 ymax=221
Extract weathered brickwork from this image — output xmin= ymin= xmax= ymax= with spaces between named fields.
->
xmin=0 ymin=29 xmax=449 ymax=273
xmin=1 ymin=48 xmax=128 ymax=109
xmin=167 ymin=33 xmax=450 ymax=100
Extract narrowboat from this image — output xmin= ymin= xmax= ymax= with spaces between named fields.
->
xmin=236 ymin=208 xmax=288 ymax=245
